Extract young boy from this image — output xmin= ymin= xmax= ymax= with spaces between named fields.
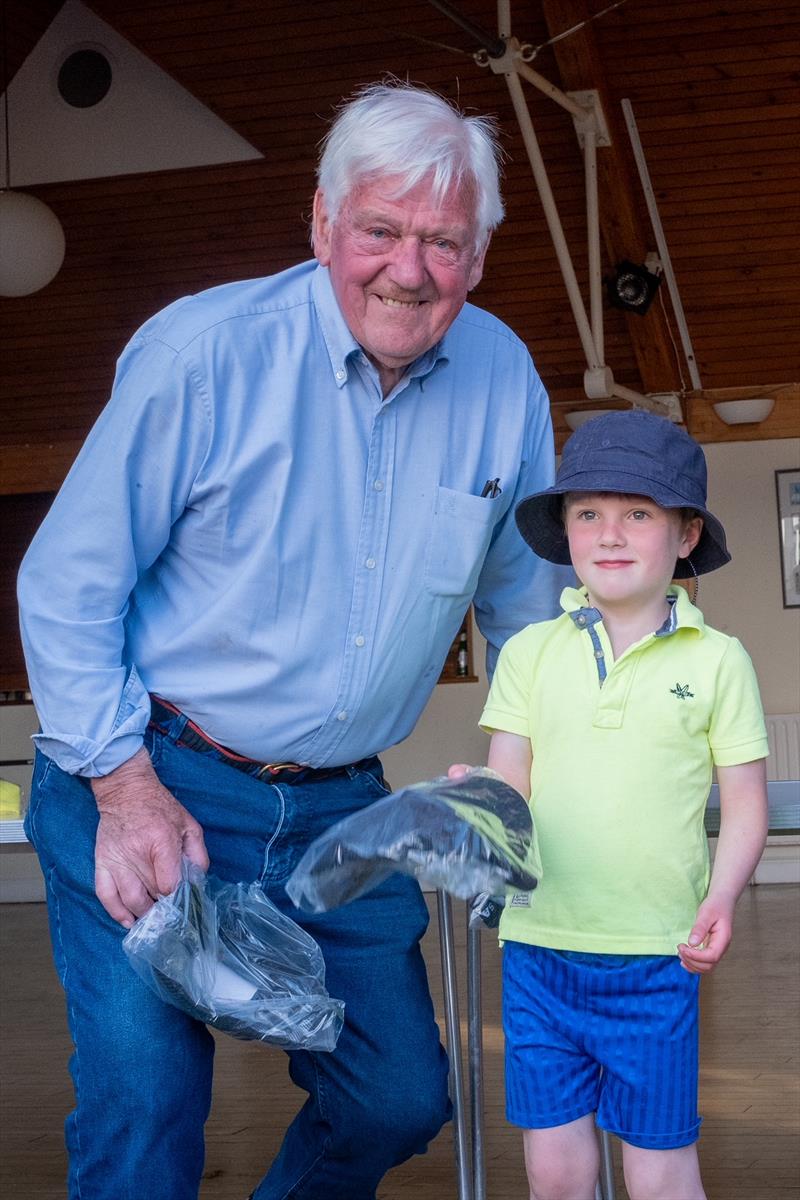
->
xmin=475 ymin=411 xmax=768 ymax=1200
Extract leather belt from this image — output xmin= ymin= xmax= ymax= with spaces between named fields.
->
xmin=148 ymin=696 xmax=347 ymax=784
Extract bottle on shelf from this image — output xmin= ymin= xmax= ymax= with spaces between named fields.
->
xmin=456 ymin=629 xmax=469 ymax=677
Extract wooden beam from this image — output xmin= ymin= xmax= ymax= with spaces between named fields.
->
xmin=0 ymin=441 xmax=83 ymax=495
xmin=685 ymin=382 xmax=800 ymax=443
xmin=539 ymin=0 xmax=680 ymax=396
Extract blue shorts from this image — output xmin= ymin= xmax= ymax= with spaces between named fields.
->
xmin=502 ymin=942 xmax=702 ymax=1150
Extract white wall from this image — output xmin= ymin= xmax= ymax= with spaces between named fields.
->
xmin=700 ymin=438 xmax=799 ymax=715
xmin=381 ymin=627 xmax=491 ymax=790
xmin=383 ymin=437 xmax=800 ymax=790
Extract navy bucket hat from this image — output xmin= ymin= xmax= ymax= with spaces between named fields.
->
xmin=515 ymin=410 xmax=730 ymax=578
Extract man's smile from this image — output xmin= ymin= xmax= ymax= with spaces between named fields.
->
xmin=378 ymin=295 xmax=426 ymax=308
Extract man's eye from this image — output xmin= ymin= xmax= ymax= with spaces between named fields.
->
xmin=434 ymin=238 xmax=456 ymax=251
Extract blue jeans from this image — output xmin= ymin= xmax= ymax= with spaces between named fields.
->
xmin=25 ymin=716 xmax=450 ymax=1199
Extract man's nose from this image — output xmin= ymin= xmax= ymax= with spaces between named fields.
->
xmin=386 ymin=237 xmax=427 ymax=289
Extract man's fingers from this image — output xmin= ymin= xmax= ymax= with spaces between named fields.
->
xmin=95 ymin=864 xmax=140 ymax=928
xmin=181 ymin=826 xmax=210 ymax=873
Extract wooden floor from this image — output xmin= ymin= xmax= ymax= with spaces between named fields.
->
xmin=1 ymin=886 xmax=799 ymax=1199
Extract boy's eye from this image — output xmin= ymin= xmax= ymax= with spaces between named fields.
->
xmin=630 ymin=510 xmax=651 ymax=521
xmin=576 ymin=510 xmax=599 ymax=521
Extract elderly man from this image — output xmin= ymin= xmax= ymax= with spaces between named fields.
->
xmin=18 ymin=82 xmax=564 ymax=1199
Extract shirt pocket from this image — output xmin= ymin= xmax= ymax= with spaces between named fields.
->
xmin=423 ymin=485 xmax=498 ymax=598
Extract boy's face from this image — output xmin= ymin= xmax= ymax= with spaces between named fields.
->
xmin=564 ymin=493 xmax=703 ymax=612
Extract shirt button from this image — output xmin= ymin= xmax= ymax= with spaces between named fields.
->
xmin=373 ymin=480 xmax=384 ymax=491
xmin=336 ymin=710 xmax=348 ymax=722
xmin=365 ymin=557 xmax=376 ymax=569
xmin=354 ymin=635 xmax=365 ymax=647
xmin=335 ymin=369 xmax=345 ymax=381
xmin=576 ymin=614 xmax=587 ymax=626
xmin=595 ymin=649 xmax=604 ymax=660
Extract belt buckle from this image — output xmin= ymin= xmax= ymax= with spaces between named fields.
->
xmin=256 ymin=761 xmax=303 ymax=779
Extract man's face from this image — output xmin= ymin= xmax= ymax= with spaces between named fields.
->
xmin=313 ymin=176 xmax=489 ymax=392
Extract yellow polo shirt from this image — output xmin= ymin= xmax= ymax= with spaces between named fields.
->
xmin=481 ymin=587 xmax=768 ymax=955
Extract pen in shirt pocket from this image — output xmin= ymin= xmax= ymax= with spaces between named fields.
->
xmin=480 ymin=478 xmax=502 ymax=498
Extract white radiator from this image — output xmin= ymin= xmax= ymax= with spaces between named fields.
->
xmin=765 ymin=713 xmax=800 ymax=782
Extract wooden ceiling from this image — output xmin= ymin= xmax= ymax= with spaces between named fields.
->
xmin=2 ymin=0 xmax=799 ymax=490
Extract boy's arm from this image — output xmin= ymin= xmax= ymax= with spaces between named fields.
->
xmin=448 ymin=731 xmax=533 ymax=801
xmin=677 ymin=758 xmax=768 ymax=974
xmin=487 ymin=731 xmax=533 ymax=801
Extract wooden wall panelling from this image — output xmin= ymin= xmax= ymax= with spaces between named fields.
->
xmin=0 ymin=494 xmax=54 ymax=691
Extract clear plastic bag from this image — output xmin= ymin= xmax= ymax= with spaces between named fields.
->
xmin=286 ymin=768 xmax=540 ymax=914
xmin=122 ymin=858 xmax=344 ymax=1050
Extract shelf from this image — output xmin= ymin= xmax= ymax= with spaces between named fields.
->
xmin=0 ymin=819 xmax=29 ymax=845
xmin=438 ymin=609 xmax=476 ymax=684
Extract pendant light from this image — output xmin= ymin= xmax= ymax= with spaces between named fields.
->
xmin=0 ymin=0 xmax=66 ymax=296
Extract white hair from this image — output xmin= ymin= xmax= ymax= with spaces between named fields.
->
xmin=315 ymin=80 xmax=505 ymax=244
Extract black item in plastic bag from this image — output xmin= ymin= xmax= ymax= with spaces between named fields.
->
xmin=286 ymin=768 xmax=540 ymax=913
xmin=122 ymin=859 xmax=344 ymax=1050
xmin=469 ymin=891 xmax=506 ymax=929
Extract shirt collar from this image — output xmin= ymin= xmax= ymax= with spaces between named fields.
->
xmin=560 ymin=584 xmax=706 ymax=637
xmin=310 ymin=264 xmax=448 ymax=390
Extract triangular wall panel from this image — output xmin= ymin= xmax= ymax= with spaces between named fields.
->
xmin=1 ymin=0 xmax=263 ymax=187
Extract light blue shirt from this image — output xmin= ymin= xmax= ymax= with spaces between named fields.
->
xmin=18 ymin=261 xmax=567 ymax=776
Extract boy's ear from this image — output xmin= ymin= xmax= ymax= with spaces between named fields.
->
xmin=678 ymin=515 xmax=704 ymax=561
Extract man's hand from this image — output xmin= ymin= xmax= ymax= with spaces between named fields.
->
xmin=91 ymin=747 xmax=209 ymax=928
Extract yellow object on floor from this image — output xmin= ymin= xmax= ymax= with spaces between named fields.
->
xmin=0 ymin=779 xmax=23 ymax=819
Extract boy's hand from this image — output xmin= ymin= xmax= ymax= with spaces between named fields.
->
xmin=447 ymin=763 xmax=474 ymax=780
xmin=677 ymin=895 xmax=735 ymax=974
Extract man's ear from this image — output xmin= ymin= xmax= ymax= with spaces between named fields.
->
xmin=312 ymin=189 xmax=332 ymax=266
xmin=467 ymin=233 xmax=492 ymax=292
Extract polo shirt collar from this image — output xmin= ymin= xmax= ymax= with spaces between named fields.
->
xmin=311 ymin=264 xmax=448 ymax=389
xmin=561 ymin=584 xmax=706 ymax=638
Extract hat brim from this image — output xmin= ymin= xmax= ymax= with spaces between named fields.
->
xmin=515 ymin=485 xmax=730 ymax=578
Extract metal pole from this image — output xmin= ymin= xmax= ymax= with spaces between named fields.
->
xmin=502 ymin=69 xmax=602 ymax=371
xmin=426 ymin=0 xmax=505 ymax=56
xmin=437 ymin=890 xmax=473 ymax=1200
xmin=515 ymin=59 xmax=591 ymax=121
xmin=600 ymin=1128 xmax=617 ymax=1199
xmin=583 ymin=122 xmax=604 ymax=366
xmin=467 ymin=920 xmax=486 ymax=1200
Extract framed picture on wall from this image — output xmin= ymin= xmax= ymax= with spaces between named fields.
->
xmin=775 ymin=468 xmax=800 ymax=608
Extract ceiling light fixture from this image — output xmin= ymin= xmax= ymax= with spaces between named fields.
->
xmin=712 ymin=398 xmax=775 ymax=425
xmin=0 ymin=0 xmax=66 ymax=297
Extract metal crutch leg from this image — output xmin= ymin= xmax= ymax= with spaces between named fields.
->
xmin=467 ymin=918 xmax=486 ymax=1200
xmin=437 ymin=889 xmax=473 ymax=1200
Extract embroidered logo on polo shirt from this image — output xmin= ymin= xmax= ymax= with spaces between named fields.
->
xmin=670 ymin=682 xmax=694 ymax=699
